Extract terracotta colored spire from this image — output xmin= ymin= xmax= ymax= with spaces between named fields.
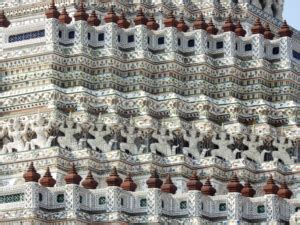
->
xmin=87 ymin=10 xmax=101 ymax=26
xmin=187 ymin=171 xmax=203 ymax=191
xmin=177 ymin=15 xmax=189 ymax=32
xmin=206 ymin=19 xmax=218 ymax=35
xmin=59 ymin=7 xmax=72 ymax=24
xmin=106 ymin=167 xmax=123 ymax=187
xmin=74 ymin=0 xmax=89 ymax=21
xmin=241 ymin=180 xmax=256 ymax=197
xmin=264 ymin=23 xmax=274 ymax=40
xmin=251 ymin=18 xmax=265 ymax=35
xmin=227 ymin=173 xmax=243 ymax=193
xmin=201 ymin=177 xmax=216 ymax=196
xmin=146 ymin=169 xmax=163 ymax=189
xmin=161 ymin=174 xmax=177 ymax=194
xmin=263 ymin=175 xmax=279 ymax=195
xmin=45 ymin=0 xmax=60 ymax=19
xmin=134 ymin=7 xmax=148 ymax=26
xmin=0 ymin=10 xmax=10 ymax=28
xmin=104 ymin=6 xmax=118 ymax=24
xmin=64 ymin=163 xmax=82 ymax=185
xmin=222 ymin=15 xmax=235 ymax=32
xmin=235 ymin=20 xmax=246 ymax=37
xmin=82 ymin=170 xmax=98 ymax=189
xmin=164 ymin=11 xmax=178 ymax=28
xmin=277 ymin=182 xmax=293 ymax=199
xmin=40 ymin=167 xmax=56 ymax=187
xmin=278 ymin=20 xmax=293 ymax=37
xmin=121 ymin=173 xmax=137 ymax=192
xmin=194 ymin=13 xmax=207 ymax=30
xmin=117 ymin=11 xmax=130 ymax=29
xmin=23 ymin=162 xmax=41 ymax=182
xmin=146 ymin=14 xmax=159 ymax=30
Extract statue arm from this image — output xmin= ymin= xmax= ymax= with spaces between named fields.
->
xmin=121 ymin=129 xmax=127 ymax=138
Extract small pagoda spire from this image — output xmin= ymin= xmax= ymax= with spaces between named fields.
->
xmin=206 ymin=18 xmax=218 ymax=35
xmin=64 ymin=163 xmax=82 ymax=185
xmin=74 ymin=0 xmax=88 ymax=21
xmin=194 ymin=13 xmax=207 ymax=30
xmin=251 ymin=17 xmax=265 ymax=35
xmin=134 ymin=7 xmax=148 ymax=26
xmin=222 ymin=14 xmax=235 ymax=32
xmin=104 ymin=6 xmax=118 ymax=24
xmin=277 ymin=181 xmax=293 ymax=199
xmin=40 ymin=167 xmax=56 ymax=187
xmin=177 ymin=15 xmax=189 ymax=32
xmin=59 ymin=6 xmax=72 ymax=24
xmin=146 ymin=169 xmax=163 ymax=189
xmin=146 ymin=14 xmax=159 ymax=30
xmin=241 ymin=180 xmax=256 ymax=197
xmin=263 ymin=175 xmax=279 ymax=195
xmin=121 ymin=173 xmax=137 ymax=192
xmin=87 ymin=10 xmax=101 ymax=26
xmin=117 ymin=11 xmax=130 ymax=29
xmin=201 ymin=177 xmax=216 ymax=196
xmin=0 ymin=10 xmax=10 ymax=28
xmin=187 ymin=171 xmax=203 ymax=191
xmin=235 ymin=20 xmax=246 ymax=37
xmin=82 ymin=170 xmax=98 ymax=189
xmin=23 ymin=162 xmax=41 ymax=183
xmin=264 ymin=23 xmax=275 ymax=40
xmin=45 ymin=0 xmax=60 ymax=19
xmin=161 ymin=174 xmax=177 ymax=194
xmin=278 ymin=20 xmax=293 ymax=37
xmin=164 ymin=11 xmax=178 ymax=28
xmin=106 ymin=167 xmax=123 ymax=187
xmin=227 ymin=173 xmax=243 ymax=193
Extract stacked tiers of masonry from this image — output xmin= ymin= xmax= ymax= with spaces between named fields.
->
xmin=0 ymin=0 xmax=299 ymax=224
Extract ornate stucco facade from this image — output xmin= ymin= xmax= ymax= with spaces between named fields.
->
xmin=0 ymin=0 xmax=299 ymax=224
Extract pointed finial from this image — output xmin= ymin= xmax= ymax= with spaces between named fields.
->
xmin=187 ymin=171 xmax=203 ymax=191
xmin=146 ymin=13 xmax=159 ymax=30
xmin=121 ymin=173 xmax=137 ymax=192
xmin=40 ymin=167 xmax=56 ymax=187
xmin=264 ymin=23 xmax=274 ymax=40
xmin=241 ymin=180 xmax=256 ymax=197
xmin=117 ymin=10 xmax=130 ymax=29
xmin=134 ymin=7 xmax=148 ymax=26
xmin=74 ymin=0 xmax=88 ymax=21
xmin=82 ymin=170 xmax=98 ymax=189
xmin=164 ymin=11 xmax=178 ymax=28
xmin=263 ymin=175 xmax=279 ymax=195
xmin=161 ymin=174 xmax=177 ymax=194
xmin=201 ymin=177 xmax=216 ymax=196
xmin=194 ymin=12 xmax=207 ymax=30
xmin=106 ymin=167 xmax=123 ymax=187
xmin=206 ymin=18 xmax=218 ymax=35
xmin=45 ymin=0 xmax=60 ymax=19
xmin=23 ymin=162 xmax=41 ymax=182
xmin=227 ymin=173 xmax=243 ymax=193
xmin=146 ymin=169 xmax=163 ymax=189
xmin=87 ymin=10 xmax=101 ymax=26
xmin=277 ymin=181 xmax=293 ymax=199
xmin=177 ymin=15 xmax=189 ymax=32
xmin=59 ymin=6 xmax=72 ymax=24
xmin=235 ymin=20 xmax=246 ymax=37
xmin=104 ymin=5 xmax=118 ymax=24
xmin=278 ymin=20 xmax=293 ymax=37
xmin=222 ymin=14 xmax=235 ymax=32
xmin=251 ymin=17 xmax=265 ymax=35
xmin=64 ymin=163 xmax=82 ymax=185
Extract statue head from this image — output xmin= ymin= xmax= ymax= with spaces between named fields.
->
xmin=96 ymin=122 xmax=104 ymax=131
xmin=36 ymin=114 xmax=45 ymax=126
xmin=13 ymin=118 xmax=21 ymax=130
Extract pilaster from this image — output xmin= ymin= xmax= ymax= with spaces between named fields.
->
xmin=147 ymin=188 xmax=162 ymax=223
xmin=279 ymin=36 xmax=293 ymax=69
xmin=65 ymin=184 xmax=80 ymax=219
xmin=251 ymin=34 xmax=265 ymax=60
xmin=224 ymin=32 xmax=236 ymax=64
xmin=227 ymin=192 xmax=242 ymax=224
xmin=187 ymin=190 xmax=203 ymax=224
xmin=135 ymin=25 xmax=148 ymax=58
xmin=74 ymin=20 xmax=89 ymax=54
xmin=265 ymin=194 xmax=280 ymax=224
xmin=45 ymin=18 xmax=60 ymax=52
xmin=24 ymin=182 xmax=40 ymax=218
xmin=105 ymin=186 xmax=122 ymax=222
xmin=104 ymin=23 xmax=118 ymax=56
xmin=164 ymin=27 xmax=178 ymax=60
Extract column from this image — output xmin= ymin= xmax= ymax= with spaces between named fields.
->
xmin=227 ymin=193 xmax=242 ymax=225
xmin=194 ymin=29 xmax=208 ymax=56
xmin=265 ymin=194 xmax=280 ymax=224
xmin=105 ymin=186 xmax=122 ymax=220
xmin=45 ymin=18 xmax=60 ymax=52
xmin=164 ymin=27 xmax=178 ymax=60
xmin=65 ymin=184 xmax=80 ymax=219
xmin=188 ymin=190 xmax=203 ymax=224
xmin=104 ymin=23 xmax=118 ymax=56
xmin=251 ymin=34 xmax=265 ymax=60
xmin=135 ymin=25 xmax=148 ymax=58
xmin=24 ymin=182 xmax=40 ymax=218
xmin=74 ymin=20 xmax=88 ymax=54
xmin=147 ymin=188 xmax=162 ymax=223
xmin=224 ymin=32 xmax=236 ymax=63
xmin=279 ymin=36 xmax=292 ymax=69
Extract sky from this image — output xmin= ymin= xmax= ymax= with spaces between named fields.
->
xmin=283 ymin=0 xmax=300 ymax=30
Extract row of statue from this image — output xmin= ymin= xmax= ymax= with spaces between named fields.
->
xmin=0 ymin=114 xmax=295 ymax=164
